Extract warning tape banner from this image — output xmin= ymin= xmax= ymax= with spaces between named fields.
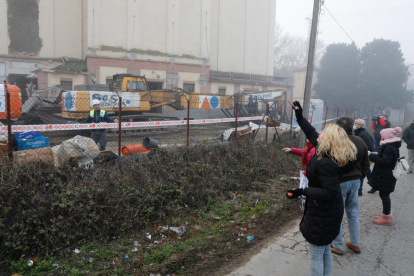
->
xmin=0 ymin=116 xmax=266 ymax=133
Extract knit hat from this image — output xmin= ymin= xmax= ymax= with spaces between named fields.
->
xmin=380 ymin=127 xmax=402 ymax=140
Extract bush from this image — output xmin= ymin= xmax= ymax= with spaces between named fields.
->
xmin=0 ymin=141 xmax=299 ymax=268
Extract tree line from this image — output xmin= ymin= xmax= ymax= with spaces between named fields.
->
xmin=274 ymin=22 xmax=411 ymax=109
xmin=314 ymin=39 xmax=409 ymax=109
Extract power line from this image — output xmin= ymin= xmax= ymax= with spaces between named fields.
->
xmin=328 ymin=4 xmax=414 ymax=17
xmin=321 ymin=9 xmax=414 ymax=22
xmin=322 ymin=4 xmax=381 ymax=68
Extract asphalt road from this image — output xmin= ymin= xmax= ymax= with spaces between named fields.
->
xmin=228 ymin=144 xmax=414 ymax=276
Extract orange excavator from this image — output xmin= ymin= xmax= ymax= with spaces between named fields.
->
xmin=0 ymin=83 xmax=22 ymax=121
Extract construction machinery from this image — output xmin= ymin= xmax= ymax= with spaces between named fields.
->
xmin=61 ymin=73 xmax=287 ymax=122
xmin=3 ymin=73 xmax=288 ymax=125
xmin=61 ymin=74 xmax=234 ymax=121
xmin=0 ymin=83 xmax=22 ymax=120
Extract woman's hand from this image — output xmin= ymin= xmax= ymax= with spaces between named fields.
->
xmin=282 ymin=148 xmax=292 ymax=153
xmin=293 ymin=101 xmax=304 ymax=120
xmin=286 ymin=188 xmax=304 ymax=199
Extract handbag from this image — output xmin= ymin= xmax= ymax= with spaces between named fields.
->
xmin=299 ymin=171 xmax=309 ymax=209
xmin=393 ymin=156 xmax=409 ymax=180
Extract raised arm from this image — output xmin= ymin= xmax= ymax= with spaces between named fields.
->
xmin=292 ymin=101 xmax=319 ymax=147
xmin=290 ymin=148 xmax=303 ymax=157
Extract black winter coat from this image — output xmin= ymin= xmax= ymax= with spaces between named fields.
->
xmin=354 ymin=128 xmax=374 ymax=152
xmin=368 ymin=141 xmax=401 ymax=193
xmin=402 ymin=124 xmax=414 ymax=150
xmin=297 ymin=117 xmax=344 ymax=246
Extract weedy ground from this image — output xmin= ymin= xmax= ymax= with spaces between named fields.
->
xmin=1 ymin=140 xmax=303 ymax=275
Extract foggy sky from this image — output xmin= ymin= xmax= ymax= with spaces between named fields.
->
xmin=276 ymin=0 xmax=414 ymax=87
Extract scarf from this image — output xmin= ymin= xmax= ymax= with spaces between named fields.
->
xmin=302 ymin=141 xmax=314 ymax=168
xmin=380 ymin=137 xmax=401 ymax=145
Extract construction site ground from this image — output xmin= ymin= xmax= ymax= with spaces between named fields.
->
xmin=44 ymin=123 xmax=237 ymax=152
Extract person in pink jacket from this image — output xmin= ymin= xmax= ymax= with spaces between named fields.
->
xmin=283 ymin=141 xmax=316 ymax=175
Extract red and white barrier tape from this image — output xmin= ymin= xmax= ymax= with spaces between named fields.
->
xmin=0 ymin=116 xmax=266 ymax=133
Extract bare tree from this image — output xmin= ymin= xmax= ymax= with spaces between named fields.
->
xmin=274 ymin=23 xmax=325 ymax=76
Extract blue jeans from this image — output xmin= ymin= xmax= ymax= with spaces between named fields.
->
xmin=332 ymin=180 xmax=360 ymax=251
xmin=374 ymin=138 xmax=380 ymax=152
xmin=309 ymin=243 xmax=332 ymax=276
xmin=359 ymin=168 xmax=372 ymax=193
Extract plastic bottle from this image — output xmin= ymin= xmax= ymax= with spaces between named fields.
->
xmin=28 ymin=259 xmax=36 ymax=266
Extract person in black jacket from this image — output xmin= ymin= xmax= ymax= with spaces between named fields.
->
xmin=286 ymin=101 xmax=357 ymax=276
xmin=354 ymin=118 xmax=374 ymax=195
xmin=368 ymin=127 xmax=402 ymax=226
xmin=354 ymin=119 xmax=374 ymax=151
xmin=402 ymin=120 xmax=414 ymax=173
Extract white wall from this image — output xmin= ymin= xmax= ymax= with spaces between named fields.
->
xmin=138 ymin=0 xmax=168 ymax=54
xmin=89 ymin=0 xmax=211 ymax=59
xmin=213 ymin=0 xmax=246 ymax=73
xmin=209 ymin=0 xmax=276 ymax=75
xmin=1 ymin=0 xmax=276 ymax=76
xmin=293 ymin=69 xmax=317 ymax=100
xmin=0 ymin=0 xmax=8 ymax=55
xmin=38 ymin=0 xmax=85 ymax=59
xmin=99 ymin=67 xmax=127 ymax=84
xmin=244 ymin=0 xmax=275 ymax=75
xmin=88 ymin=0 xmax=275 ymax=75
xmin=47 ymin=73 xmax=86 ymax=87
xmin=210 ymin=82 xmax=235 ymax=95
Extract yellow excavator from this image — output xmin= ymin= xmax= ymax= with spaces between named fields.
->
xmin=61 ymin=74 xmax=287 ymax=121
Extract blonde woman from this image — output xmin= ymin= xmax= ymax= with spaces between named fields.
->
xmin=286 ymin=101 xmax=357 ymax=276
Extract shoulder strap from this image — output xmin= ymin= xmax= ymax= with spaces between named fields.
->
xmin=90 ymin=110 xmax=94 ymax=116
xmin=100 ymin=110 xmax=105 ymax=116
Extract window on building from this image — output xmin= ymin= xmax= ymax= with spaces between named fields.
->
xmin=127 ymin=80 xmax=131 ymax=91
xmin=183 ymin=83 xmax=195 ymax=93
xmin=106 ymin=79 xmax=114 ymax=91
xmin=148 ymin=82 xmax=164 ymax=90
xmin=166 ymin=73 xmax=179 ymax=85
xmin=218 ymin=88 xmax=226 ymax=95
xmin=60 ymin=81 xmax=73 ymax=91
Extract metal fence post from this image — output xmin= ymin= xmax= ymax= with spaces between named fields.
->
xmin=235 ymin=102 xmax=238 ymax=140
xmin=4 ymin=81 xmax=13 ymax=161
xmin=118 ymin=97 xmax=122 ymax=159
xmin=265 ymin=103 xmax=269 ymax=144
xmin=187 ymin=99 xmax=190 ymax=148
xmin=324 ymin=103 xmax=328 ymax=128
xmin=289 ymin=107 xmax=293 ymax=138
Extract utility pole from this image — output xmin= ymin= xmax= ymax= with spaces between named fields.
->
xmin=299 ymin=0 xmax=321 ymax=148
